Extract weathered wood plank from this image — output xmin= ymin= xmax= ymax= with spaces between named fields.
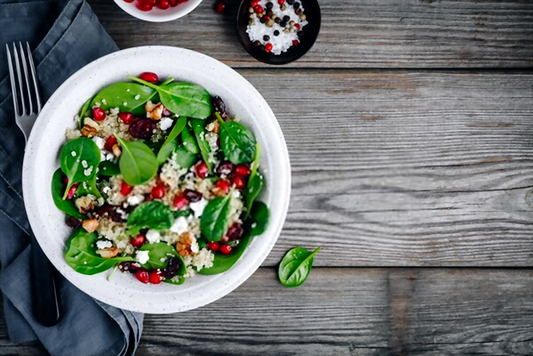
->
xmin=2 ymin=268 xmax=531 ymax=355
xmin=88 ymin=0 xmax=533 ymax=68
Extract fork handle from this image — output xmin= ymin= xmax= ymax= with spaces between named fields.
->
xmin=30 ymin=232 xmax=61 ymax=326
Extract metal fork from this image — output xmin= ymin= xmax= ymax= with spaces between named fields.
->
xmin=6 ymin=42 xmax=41 ymax=143
xmin=6 ymin=42 xmax=61 ymax=326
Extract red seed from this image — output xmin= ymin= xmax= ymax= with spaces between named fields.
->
xmin=265 ymin=43 xmax=273 ymax=52
xmin=139 ymin=72 xmax=159 ymax=83
xmin=92 ymin=107 xmax=106 ymax=121
xmin=151 ymin=185 xmax=166 ymax=199
xmin=215 ymin=1 xmax=225 ymax=14
xmin=173 ymin=194 xmax=189 ymax=209
xmin=292 ymin=40 xmax=299 ymax=47
xmin=235 ymin=164 xmax=250 ymax=177
xmin=120 ymin=181 xmax=133 ymax=196
xmin=129 ymin=118 xmax=156 ymax=139
xmin=131 ymin=233 xmax=146 ymax=248
xmin=227 ymin=223 xmax=244 ymax=241
xmin=149 ymin=270 xmax=162 ymax=284
xmin=137 ymin=2 xmax=153 ymax=11
xmin=157 ymin=0 xmax=170 ymax=9
xmin=215 ymin=180 xmax=230 ymax=195
xmin=251 ymin=0 xmax=259 ymax=6
xmin=264 ymin=15 xmax=270 ymax=20
xmin=124 ymin=0 xmax=134 ymax=2
xmin=220 ymin=236 xmax=229 ymax=243
xmin=66 ymin=185 xmax=78 ymax=200
xmin=253 ymin=5 xmax=263 ymax=13
xmin=295 ymin=23 xmax=301 ymax=30
xmin=169 ymin=0 xmax=178 ymax=6
xmin=118 ymin=112 xmax=134 ymax=124
xmin=277 ymin=0 xmax=284 ymax=4
xmin=207 ymin=241 xmax=220 ymax=251
xmin=231 ymin=175 xmax=246 ymax=189
xmin=104 ymin=135 xmax=118 ymax=152
xmin=216 ymin=161 xmax=234 ymax=176
xmin=135 ymin=269 xmax=150 ymax=284
xmin=195 ymin=161 xmax=209 ymax=179
xmin=220 ymin=244 xmax=232 ymax=255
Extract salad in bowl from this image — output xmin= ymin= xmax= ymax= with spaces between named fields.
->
xmin=54 ymin=72 xmax=269 ymax=286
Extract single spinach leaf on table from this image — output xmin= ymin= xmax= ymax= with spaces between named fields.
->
xmin=91 ymin=82 xmax=157 ymax=115
xmin=138 ymin=242 xmax=186 ymax=275
xmin=127 ymin=201 xmax=175 ymax=235
xmin=128 ymin=76 xmax=212 ymax=119
xmin=244 ymin=142 xmax=263 ymax=217
xmin=190 ymin=118 xmax=213 ymax=172
xmin=60 ymin=137 xmax=101 ymax=199
xmin=98 ymin=161 xmax=120 ymax=176
xmin=64 ymin=229 xmax=134 ymax=275
xmin=181 ymin=126 xmax=199 ymax=154
xmin=278 ymin=247 xmax=321 ymax=288
xmin=200 ymin=193 xmax=233 ymax=241
xmin=51 ymin=169 xmax=85 ymax=219
xmin=216 ymin=113 xmax=256 ymax=164
xmin=114 ymin=135 xmax=158 ymax=185
xmin=174 ymin=145 xmax=199 ymax=169
xmin=157 ymin=115 xmax=187 ymax=165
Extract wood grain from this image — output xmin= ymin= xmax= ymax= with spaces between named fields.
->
xmin=88 ymin=0 xmax=533 ymax=69
xmin=1 ymin=268 xmax=531 ymax=355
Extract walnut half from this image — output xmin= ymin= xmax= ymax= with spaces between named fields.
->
xmin=97 ymin=247 xmax=120 ymax=258
xmin=145 ymin=101 xmax=163 ymax=121
xmin=176 ymin=232 xmax=199 ymax=256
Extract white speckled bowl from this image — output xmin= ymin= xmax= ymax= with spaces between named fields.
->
xmin=23 ymin=46 xmax=290 ymax=313
xmin=113 ymin=0 xmax=202 ymax=23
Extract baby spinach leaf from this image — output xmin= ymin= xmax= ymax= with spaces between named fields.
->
xmin=163 ymin=277 xmax=186 ymax=285
xmin=181 ymin=126 xmax=199 ymax=154
xmin=115 ymin=135 xmax=158 ymax=185
xmin=75 ymin=175 xmax=102 ymax=199
xmin=78 ymin=96 xmax=93 ymax=128
xmin=98 ymin=161 xmax=120 ymax=176
xmin=198 ymin=234 xmax=251 ymax=275
xmin=64 ymin=229 xmax=134 ymax=275
xmin=91 ymin=82 xmax=157 ymax=115
xmin=190 ymin=119 xmax=213 ymax=172
xmin=248 ymin=201 xmax=270 ymax=237
xmin=244 ymin=143 xmax=264 ymax=217
xmin=172 ymin=209 xmax=191 ymax=218
xmin=128 ymin=76 xmax=212 ymax=119
xmin=157 ymin=116 xmax=187 ymax=165
xmin=138 ymin=242 xmax=186 ymax=275
xmin=278 ymin=247 xmax=321 ymax=288
xmin=217 ymin=113 xmax=256 ymax=165
xmin=127 ymin=201 xmax=175 ymax=235
xmin=157 ymin=138 xmax=177 ymax=165
xmin=60 ymin=137 xmax=101 ymax=199
xmin=51 ymin=169 xmax=85 ymax=219
xmin=174 ymin=145 xmax=199 ymax=169
xmin=200 ymin=193 xmax=232 ymax=241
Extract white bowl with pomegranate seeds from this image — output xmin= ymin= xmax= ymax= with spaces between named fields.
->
xmin=113 ymin=0 xmax=202 ymax=22
xmin=22 ymin=46 xmax=290 ymax=313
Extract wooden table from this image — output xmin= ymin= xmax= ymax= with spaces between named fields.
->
xmin=1 ymin=0 xmax=532 ymax=354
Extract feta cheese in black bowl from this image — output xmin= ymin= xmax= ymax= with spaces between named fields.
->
xmin=236 ymin=0 xmax=321 ymax=65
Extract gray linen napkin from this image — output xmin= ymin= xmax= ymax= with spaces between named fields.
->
xmin=0 ymin=0 xmax=143 ymax=355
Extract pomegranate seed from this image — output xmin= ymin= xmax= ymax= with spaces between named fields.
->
xmin=220 ymin=244 xmax=232 ymax=255
xmin=227 ymin=223 xmax=244 ymax=241
xmin=120 ymin=181 xmax=133 ymax=195
xmin=292 ymin=40 xmax=299 ymax=47
xmin=139 ymin=72 xmax=158 ymax=83
xmin=123 ymin=0 xmax=134 ymax=3
xmin=92 ymin=107 xmax=106 ymax=121
xmin=184 ymin=189 xmax=202 ymax=202
xmin=169 ymin=0 xmax=178 ymax=6
xmin=119 ymin=112 xmax=134 ymax=124
xmin=151 ymin=185 xmax=166 ymax=199
xmin=62 ymin=175 xmax=69 ymax=185
xmin=135 ymin=269 xmax=150 ymax=284
xmin=195 ymin=161 xmax=209 ymax=178
xmin=207 ymin=241 xmax=220 ymax=251
xmin=215 ymin=180 xmax=230 ymax=195
xmin=231 ymin=175 xmax=246 ymax=190
xmin=216 ymin=161 xmax=234 ymax=176
xmin=265 ymin=43 xmax=273 ymax=52
xmin=149 ymin=270 xmax=162 ymax=284
xmin=235 ymin=164 xmax=250 ymax=177
xmin=251 ymin=0 xmax=259 ymax=6
xmin=66 ymin=185 xmax=78 ymax=199
xmin=129 ymin=118 xmax=156 ymax=139
xmin=173 ymin=194 xmax=189 ymax=209
xmin=131 ymin=233 xmax=146 ymax=248
xmin=104 ymin=135 xmax=118 ymax=152
xmin=254 ymin=5 xmax=263 ymax=13
xmin=137 ymin=2 xmax=153 ymax=11
xmin=157 ymin=0 xmax=170 ymax=9
xmin=220 ymin=236 xmax=229 ymax=243
xmin=277 ymin=0 xmax=284 ymax=4
xmin=264 ymin=15 xmax=270 ymax=20
xmin=215 ymin=1 xmax=225 ymax=14
xmin=295 ymin=23 xmax=301 ymax=30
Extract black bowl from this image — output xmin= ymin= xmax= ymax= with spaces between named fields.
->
xmin=236 ymin=0 xmax=321 ymax=65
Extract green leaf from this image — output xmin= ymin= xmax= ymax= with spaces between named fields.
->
xmin=190 ymin=119 xmax=212 ymax=172
xmin=91 ymin=82 xmax=157 ymax=115
xmin=75 ymin=175 xmax=102 ymax=199
xmin=138 ymin=243 xmax=186 ymax=275
xmin=278 ymin=247 xmax=321 ymax=288
xmin=181 ymin=126 xmax=199 ymax=154
xmin=127 ymin=201 xmax=175 ymax=236
xmin=78 ymin=96 xmax=93 ymax=128
xmin=128 ymin=76 xmax=212 ymax=119
xmin=217 ymin=114 xmax=256 ymax=165
xmin=198 ymin=234 xmax=252 ymax=275
xmin=157 ymin=138 xmax=177 ymax=165
xmin=51 ymin=169 xmax=85 ymax=219
xmin=157 ymin=116 xmax=187 ymax=165
xmin=172 ymin=209 xmax=192 ymax=219
xmin=64 ymin=229 xmax=134 ymax=275
xmin=174 ymin=145 xmax=199 ymax=169
xmin=163 ymin=277 xmax=186 ymax=285
xmin=248 ymin=201 xmax=270 ymax=237
xmin=60 ymin=137 xmax=101 ymax=199
xmin=200 ymin=194 xmax=232 ymax=241
xmin=98 ymin=161 xmax=120 ymax=176
xmin=115 ymin=135 xmax=158 ymax=185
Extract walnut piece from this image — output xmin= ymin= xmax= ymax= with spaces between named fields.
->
xmin=97 ymin=247 xmax=119 ymax=258
xmin=75 ymin=195 xmax=95 ymax=214
xmin=112 ymin=144 xmax=121 ymax=157
xmin=145 ymin=101 xmax=163 ymax=121
xmin=80 ymin=117 xmax=100 ymax=137
xmin=176 ymin=232 xmax=199 ymax=256
xmin=81 ymin=218 xmax=99 ymax=233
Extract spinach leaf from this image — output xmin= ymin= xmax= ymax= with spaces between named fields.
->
xmin=157 ymin=115 xmax=187 ymax=165
xmin=128 ymin=76 xmax=212 ymax=119
xmin=200 ymin=193 xmax=232 ymax=241
xmin=163 ymin=277 xmax=186 ymax=285
xmin=75 ymin=175 xmax=102 ymax=199
xmin=98 ymin=161 xmax=120 ymax=176
xmin=217 ymin=113 xmax=256 ymax=164
xmin=51 ymin=169 xmax=85 ymax=219
xmin=60 ymin=137 xmax=101 ymax=199
xmin=64 ymin=229 xmax=134 ymax=275
xmin=127 ymin=201 xmax=175 ymax=235
xmin=244 ymin=143 xmax=263 ymax=217
xmin=198 ymin=234 xmax=251 ymax=275
xmin=157 ymin=137 xmax=177 ymax=165
xmin=278 ymin=247 xmax=321 ymax=288
xmin=114 ymin=135 xmax=158 ymax=185
xmin=181 ymin=126 xmax=199 ymax=154
xmin=172 ymin=209 xmax=191 ymax=218
xmin=174 ymin=145 xmax=199 ymax=169
xmin=248 ymin=201 xmax=270 ymax=236
xmin=78 ymin=96 xmax=93 ymax=128
xmin=190 ymin=118 xmax=213 ymax=172
xmin=138 ymin=242 xmax=186 ymax=275
xmin=91 ymin=82 xmax=157 ymax=115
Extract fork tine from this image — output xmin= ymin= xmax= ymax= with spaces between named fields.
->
xmin=19 ymin=42 xmax=33 ymax=115
xmin=26 ymin=42 xmax=41 ymax=113
xmin=6 ymin=44 xmax=20 ymax=116
xmin=12 ymin=43 xmax=26 ymax=116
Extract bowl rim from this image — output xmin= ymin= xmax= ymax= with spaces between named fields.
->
xmin=113 ymin=0 xmax=203 ymax=22
xmin=22 ymin=46 xmax=291 ymax=313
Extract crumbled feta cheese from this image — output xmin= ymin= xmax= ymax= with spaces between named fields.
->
xmin=96 ymin=240 xmax=112 ymax=249
xmin=71 ymin=151 xmax=76 ymax=157
xmin=93 ymin=136 xmax=105 ymax=149
xmin=83 ymin=166 xmax=93 ymax=176
xmin=135 ymin=94 xmax=141 ymax=100
xmin=146 ymin=230 xmax=161 ymax=243
xmin=105 ymin=153 xmax=114 ymax=161
xmin=102 ymin=99 xmax=107 ymax=105
xmin=110 ymin=107 xmax=120 ymax=115
xmin=102 ymin=186 xmax=111 ymax=194
xmin=170 ymin=217 xmax=189 ymax=235
xmin=190 ymin=199 xmax=208 ymax=218
xmin=136 ymin=250 xmax=150 ymax=264
xmin=123 ymin=102 xmax=128 ymax=106
xmin=127 ymin=195 xmax=144 ymax=205
xmin=81 ymin=160 xmax=88 ymax=168
xmin=159 ymin=117 xmax=173 ymax=131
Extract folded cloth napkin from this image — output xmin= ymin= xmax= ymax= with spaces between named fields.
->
xmin=0 ymin=0 xmax=143 ymax=355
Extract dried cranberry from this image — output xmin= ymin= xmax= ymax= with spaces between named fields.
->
xmin=211 ymin=96 xmax=228 ymax=118
xmin=94 ymin=204 xmax=113 ymax=218
xmin=129 ymin=118 xmax=156 ymax=139
xmin=119 ymin=262 xmax=141 ymax=274
xmin=162 ymin=107 xmax=173 ymax=117
xmin=163 ymin=257 xmax=182 ymax=279
xmin=65 ymin=216 xmax=81 ymax=228
xmin=110 ymin=210 xmax=125 ymax=223
xmin=183 ymin=189 xmax=202 ymax=203
xmin=227 ymin=223 xmax=244 ymax=241
xmin=216 ymin=161 xmax=234 ymax=176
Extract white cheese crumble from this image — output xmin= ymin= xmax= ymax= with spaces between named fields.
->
xmin=71 ymin=151 xmax=76 ymax=157
xmin=127 ymin=195 xmax=144 ymax=205
xmin=102 ymin=186 xmax=111 ymax=194
xmin=146 ymin=230 xmax=161 ymax=243
xmin=159 ymin=117 xmax=173 ymax=131
xmin=83 ymin=166 xmax=93 ymax=176
xmin=81 ymin=160 xmax=88 ymax=168
xmin=134 ymin=94 xmax=141 ymax=100
xmin=170 ymin=217 xmax=189 ymax=235
xmin=96 ymin=240 xmax=112 ymax=249
xmin=136 ymin=250 xmax=150 ymax=264
xmin=93 ymin=136 xmax=105 ymax=149
xmin=190 ymin=199 xmax=208 ymax=218
xmin=102 ymin=99 xmax=107 ymax=105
